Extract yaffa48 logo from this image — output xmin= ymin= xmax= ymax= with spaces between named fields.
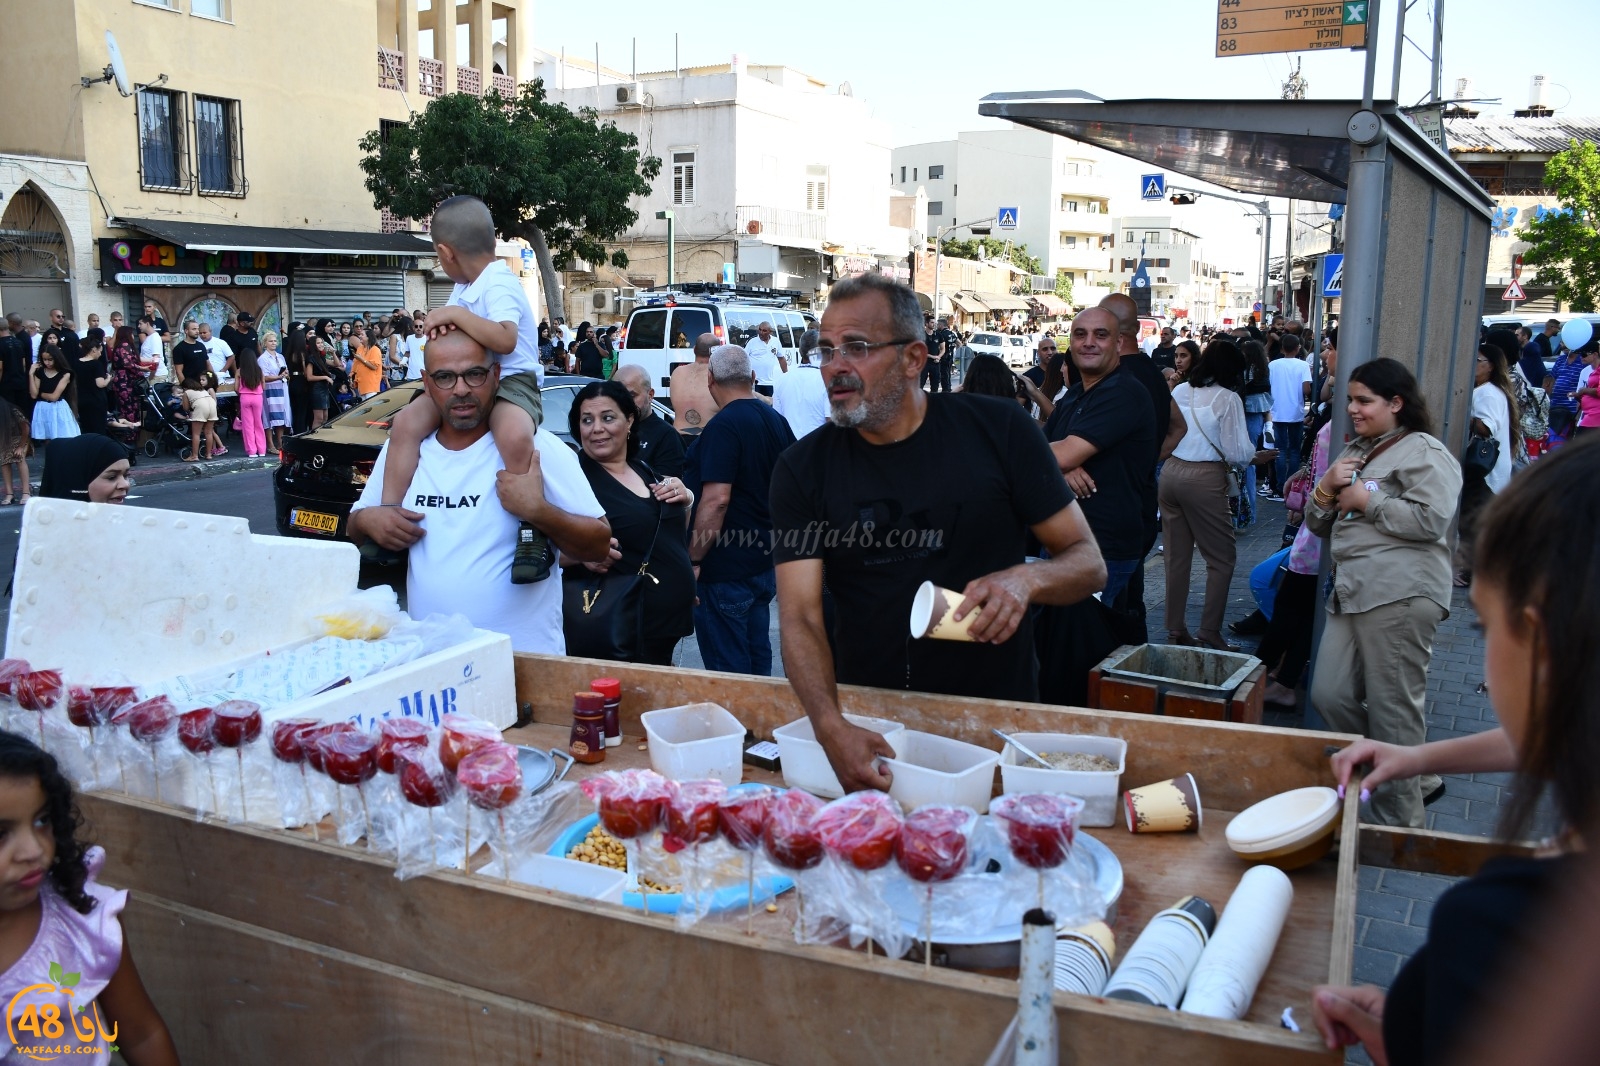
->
xmin=6 ymin=960 xmax=118 ymax=1061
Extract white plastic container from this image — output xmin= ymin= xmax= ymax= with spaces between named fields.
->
xmin=999 ymin=733 xmax=1128 ymax=828
xmin=772 ymin=713 xmax=905 ymax=799
xmin=883 ymin=729 xmax=1002 ymax=814
xmin=640 ymin=703 xmax=746 ymax=786
xmin=505 ymin=853 xmax=627 ymax=903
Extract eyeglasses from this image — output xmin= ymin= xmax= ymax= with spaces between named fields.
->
xmin=815 ymin=338 xmax=918 ymax=363
xmin=427 ymin=365 xmax=493 ymax=388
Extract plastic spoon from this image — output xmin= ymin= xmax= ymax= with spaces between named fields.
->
xmin=992 ymin=729 xmax=1053 ymax=769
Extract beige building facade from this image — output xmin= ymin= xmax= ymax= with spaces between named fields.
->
xmin=0 ymin=0 xmax=531 ymax=336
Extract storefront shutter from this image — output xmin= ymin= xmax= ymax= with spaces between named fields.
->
xmin=290 ymin=268 xmax=406 ymax=321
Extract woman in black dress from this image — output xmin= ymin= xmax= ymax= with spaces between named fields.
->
xmin=71 ymin=329 xmax=111 ymax=436
xmin=284 ymin=324 xmax=310 ymax=433
xmin=572 ymin=321 xmax=605 ymax=379
xmin=565 ymin=380 xmax=695 ymax=665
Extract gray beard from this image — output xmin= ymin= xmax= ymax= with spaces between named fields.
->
xmin=827 ymin=369 xmax=908 ymax=431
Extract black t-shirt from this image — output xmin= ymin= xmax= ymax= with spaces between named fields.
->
xmin=1384 ymin=854 xmax=1570 ymax=1066
xmin=770 ymin=395 xmax=1071 ymax=702
xmin=579 ymin=454 xmax=695 ymax=645
xmin=171 ymin=339 xmax=210 ymax=383
xmin=924 ymin=331 xmax=940 ymax=362
xmin=933 ymin=328 xmax=959 ymax=363
xmin=220 ymin=325 xmax=258 ymax=356
xmin=635 ymin=411 xmax=686 ymax=479
xmin=1150 ymin=344 xmax=1176 ymax=372
xmin=575 ymin=339 xmax=604 ymax=378
xmin=0 ymin=337 xmax=27 ymax=399
xmin=1043 ymin=368 xmax=1155 ymax=561
xmin=685 ymin=397 xmax=796 ymax=583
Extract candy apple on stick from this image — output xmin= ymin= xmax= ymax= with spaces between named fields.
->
xmin=397 ymin=746 xmax=458 ymax=868
xmin=457 ymin=743 xmax=524 ymax=881
xmin=212 ymin=700 xmax=263 ymax=822
xmin=991 ymin=792 xmax=1084 ymax=909
xmin=123 ymin=696 xmax=175 ymax=802
xmin=894 ymin=805 xmax=976 ymax=972
xmin=718 ymin=785 xmax=774 ymax=935
xmin=317 ymin=731 xmax=379 ymax=847
xmin=270 ymin=718 xmax=323 ymax=840
xmin=177 ymin=708 xmax=219 ymax=812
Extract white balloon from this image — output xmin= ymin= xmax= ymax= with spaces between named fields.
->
xmin=1560 ymin=318 xmax=1593 ymax=351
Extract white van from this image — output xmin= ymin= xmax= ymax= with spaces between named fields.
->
xmin=619 ymin=285 xmax=818 ymax=400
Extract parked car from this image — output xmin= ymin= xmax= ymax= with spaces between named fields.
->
xmin=273 ymin=375 xmax=673 ymax=541
xmin=965 ymin=332 xmax=1010 ymax=361
xmin=1004 ymin=334 xmax=1034 ymax=370
xmin=619 ymin=283 xmax=817 ymax=400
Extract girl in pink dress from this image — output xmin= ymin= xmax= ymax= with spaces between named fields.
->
xmin=233 ymin=347 xmax=268 ymax=458
xmin=0 ymin=733 xmax=177 ymax=1064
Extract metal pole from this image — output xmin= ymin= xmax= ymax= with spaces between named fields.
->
xmin=1260 ymin=208 xmax=1272 ymax=328
xmin=1390 ymin=0 xmax=1408 ymax=102
xmin=1362 ymin=0 xmax=1383 ymax=109
xmin=595 ymin=43 xmax=600 ymax=89
xmin=1284 ymin=199 xmax=1296 ymax=321
xmin=674 ymin=33 xmax=680 ymax=78
xmin=1430 ymin=0 xmax=1444 ymax=103
xmin=1014 ymin=909 xmax=1057 ymax=1066
xmin=656 ymin=210 xmax=676 ymax=288
xmin=933 ymin=224 xmax=945 ymax=324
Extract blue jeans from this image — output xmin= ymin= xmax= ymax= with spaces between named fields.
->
xmin=1273 ymin=421 xmax=1304 ymax=494
xmin=693 ymin=570 xmax=777 ymax=676
xmin=1101 ymin=558 xmax=1141 ymax=606
xmin=1240 ymin=412 xmax=1265 ymax=525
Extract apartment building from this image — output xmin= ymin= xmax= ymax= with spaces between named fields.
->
xmin=1106 ymin=217 xmax=1224 ymax=325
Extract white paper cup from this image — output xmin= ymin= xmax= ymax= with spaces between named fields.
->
xmin=909 ymin=581 xmax=981 ymax=641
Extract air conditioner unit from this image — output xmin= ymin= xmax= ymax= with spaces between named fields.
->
xmin=592 ymin=289 xmax=617 ymax=313
xmin=616 ymin=82 xmax=643 ymax=106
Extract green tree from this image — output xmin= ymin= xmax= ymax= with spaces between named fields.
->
xmin=937 ymin=236 xmax=1043 ymax=276
xmin=1054 ymin=270 xmax=1074 ymax=305
xmin=1521 ymin=140 xmax=1600 ymax=312
xmin=359 ymin=81 xmax=661 ymax=321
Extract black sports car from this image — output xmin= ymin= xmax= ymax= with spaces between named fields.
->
xmin=273 ymin=375 xmax=671 ymax=540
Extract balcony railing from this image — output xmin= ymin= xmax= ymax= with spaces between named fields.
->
xmin=378 ymin=47 xmax=405 ymax=91
xmin=491 ymin=72 xmax=515 ymax=99
xmin=736 ymin=205 xmax=826 ymax=245
xmin=418 ymin=57 xmax=444 ymax=97
xmin=456 ymin=65 xmax=482 ymax=96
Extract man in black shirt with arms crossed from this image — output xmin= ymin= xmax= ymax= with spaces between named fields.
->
xmin=771 ymin=274 xmax=1105 ymax=793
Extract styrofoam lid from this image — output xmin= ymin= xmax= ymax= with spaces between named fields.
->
xmin=1225 ymin=787 xmax=1339 ymax=851
xmin=7 ymin=499 xmax=360 ymax=684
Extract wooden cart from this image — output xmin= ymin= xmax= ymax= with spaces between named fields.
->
xmin=80 ymin=654 xmax=1516 ymax=1064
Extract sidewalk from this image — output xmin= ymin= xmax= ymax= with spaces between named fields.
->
xmin=132 ymin=450 xmax=278 ymax=487
xmin=1146 ymin=497 xmax=1513 ymax=1062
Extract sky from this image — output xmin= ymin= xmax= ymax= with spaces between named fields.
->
xmin=532 ymin=0 xmax=1600 ymax=277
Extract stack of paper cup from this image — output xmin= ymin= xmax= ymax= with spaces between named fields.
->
xmin=1054 ymin=921 xmax=1116 ymax=996
xmin=1104 ymin=896 xmax=1217 ymax=1008
xmin=1180 ymin=866 xmax=1294 ymax=1019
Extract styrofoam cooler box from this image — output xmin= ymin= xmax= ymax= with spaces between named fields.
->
xmin=7 ymin=499 xmax=517 ymax=821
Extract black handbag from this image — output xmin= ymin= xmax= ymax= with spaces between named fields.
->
xmin=561 ymin=505 xmax=664 ymax=661
xmin=1463 ymin=434 xmax=1500 ymax=480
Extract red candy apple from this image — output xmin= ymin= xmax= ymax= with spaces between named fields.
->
xmin=177 ymin=709 xmax=217 ymax=756
xmin=14 ymin=670 xmax=63 ymax=712
xmin=374 ymin=718 xmax=430 ymax=774
xmin=664 ymin=779 xmax=727 ymax=852
xmin=762 ymin=789 xmax=825 ymax=871
xmin=302 ymin=722 xmax=358 ymax=773
xmin=581 ymin=769 xmax=672 ymax=840
xmin=211 ymin=700 xmax=263 ymax=748
xmin=894 ymin=805 xmax=975 ymax=884
xmin=718 ymin=786 xmax=774 ymax=851
xmin=0 ymin=659 xmax=31 ymax=699
xmin=316 ymin=731 xmax=378 ymax=786
xmin=68 ymin=686 xmax=138 ymax=728
xmin=991 ymin=793 xmax=1083 ymax=870
xmin=815 ymin=791 xmax=904 ymax=872
xmin=270 ymin=718 xmax=320 ymax=764
xmin=456 ymin=744 xmax=523 ymax=811
xmin=397 ymin=748 xmax=457 ymax=808
xmin=438 ymin=714 xmax=500 ymax=774
xmin=124 ymin=696 xmax=176 ymax=743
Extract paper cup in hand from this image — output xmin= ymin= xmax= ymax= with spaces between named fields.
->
xmin=909 ymin=581 xmax=980 ymax=641
xmin=1124 ymin=773 xmax=1203 ymax=833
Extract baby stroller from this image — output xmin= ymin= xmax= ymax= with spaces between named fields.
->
xmin=140 ymin=380 xmax=200 ymax=459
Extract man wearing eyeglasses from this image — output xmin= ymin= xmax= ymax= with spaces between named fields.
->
xmin=347 ymin=329 xmax=610 ymax=654
xmin=770 ymin=273 xmax=1107 ymax=794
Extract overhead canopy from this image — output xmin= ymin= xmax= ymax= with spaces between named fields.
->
xmin=976 ymin=92 xmax=1494 ymax=214
xmin=977 ymin=291 xmax=1031 ymax=311
xmin=1029 ymin=293 xmax=1070 ymax=316
xmin=114 ymin=218 xmax=434 ymax=257
xmin=949 ymin=292 xmax=988 ymax=314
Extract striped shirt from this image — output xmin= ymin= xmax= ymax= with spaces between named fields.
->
xmin=1550 ymin=353 xmax=1585 ymax=411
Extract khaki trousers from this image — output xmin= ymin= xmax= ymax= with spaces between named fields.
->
xmin=1310 ymin=596 xmax=1447 ymax=828
xmin=1159 ymin=458 xmax=1236 ymax=639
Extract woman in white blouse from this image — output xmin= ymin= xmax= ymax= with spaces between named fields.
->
xmin=1161 ymin=340 xmax=1266 ymax=651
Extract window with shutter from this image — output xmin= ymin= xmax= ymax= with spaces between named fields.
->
xmin=805 ymin=165 xmax=828 ymax=212
xmin=672 ymin=149 xmax=696 ymax=205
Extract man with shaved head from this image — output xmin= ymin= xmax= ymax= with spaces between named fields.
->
xmin=668 ymin=332 xmax=721 ymax=434
xmin=368 ymin=194 xmax=553 ymax=583
xmin=614 ymin=362 xmax=685 ymax=476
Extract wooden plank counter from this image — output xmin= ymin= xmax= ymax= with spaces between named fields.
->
xmin=74 ymin=653 xmax=1508 ymax=1064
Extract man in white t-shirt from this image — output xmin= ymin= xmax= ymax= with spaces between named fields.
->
xmin=137 ymin=316 xmax=166 ymax=379
xmin=1266 ymin=333 xmax=1312 ymax=499
xmin=198 ymin=322 xmax=233 ymax=382
xmin=771 ymin=327 xmax=829 ymax=439
xmin=348 ymin=329 xmax=611 ymax=654
xmin=743 ymin=320 xmax=787 ymax=386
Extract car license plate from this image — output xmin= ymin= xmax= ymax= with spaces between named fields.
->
xmin=291 ymin=509 xmax=340 ymax=535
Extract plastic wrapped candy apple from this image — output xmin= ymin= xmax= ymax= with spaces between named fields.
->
xmin=895 ymin=805 xmax=976 ymax=884
xmin=14 ymin=670 xmax=63 ymax=748
xmin=177 ymin=708 xmax=216 ymax=755
xmin=395 ymin=747 xmax=461 ymax=875
xmin=211 ymin=701 xmax=263 ymax=748
xmin=397 ymin=747 xmax=458 ymax=808
xmin=124 ymin=696 xmax=176 ymax=744
xmin=664 ymin=779 xmax=727 ymax=852
xmin=718 ymin=786 xmax=775 ymax=851
xmin=303 ymin=722 xmax=358 ymax=774
xmin=762 ymin=788 xmax=825 ymax=871
xmin=317 ymin=731 xmax=378 ymax=787
xmin=438 ymin=715 xmax=500 ymax=774
xmin=991 ymin=793 xmax=1084 ymax=870
xmin=374 ymin=718 xmax=430 ymax=774
xmin=0 ymin=659 xmax=30 ymax=700
xmin=580 ymin=769 xmax=672 ymax=840
xmin=456 ymin=744 xmax=523 ymax=811
xmin=269 ymin=718 xmax=326 ymax=838
xmin=270 ymin=718 xmax=320 ymax=764
xmin=67 ymin=686 xmax=138 ymax=729
xmin=814 ymin=791 xmax=904 ymax=872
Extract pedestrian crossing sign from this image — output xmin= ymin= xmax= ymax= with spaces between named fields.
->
xmin=997 ymin=208 xmax=1018 ymax=230
xmin=1141 ymin=174 xmax=1166 ymax=201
